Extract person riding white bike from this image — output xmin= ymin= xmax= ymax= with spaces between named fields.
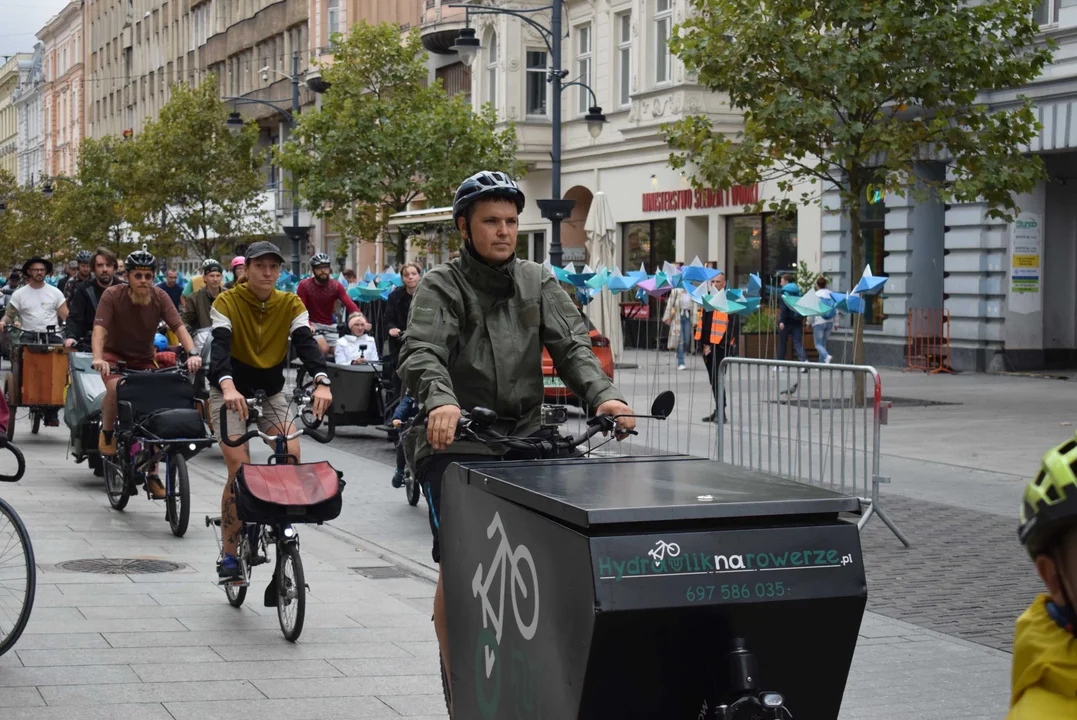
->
xmin=207 ymin=241 xmax=332 ymax=583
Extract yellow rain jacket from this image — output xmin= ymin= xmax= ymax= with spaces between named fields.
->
xmin=1007 ymin=594 xmax=1077 ymax=719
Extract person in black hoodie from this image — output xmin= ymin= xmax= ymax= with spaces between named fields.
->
xmin=384 ymin=262 xmax=421 ymax=388
xmin=63 ymin=247 xmax=124 ymax=352
xmin=777 ymin=273 xmax=808 ymax=367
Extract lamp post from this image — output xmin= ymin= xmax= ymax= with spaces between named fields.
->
xmin=451 ymin=3 xmax=606 ymax=270
xmin=224 ymin=51 xmax=321 ymax=277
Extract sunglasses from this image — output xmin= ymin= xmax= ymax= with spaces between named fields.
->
xmin=130 ymin=272 xmax=154 ymax=281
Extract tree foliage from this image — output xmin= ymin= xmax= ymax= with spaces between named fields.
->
xmin=278 ymin=21 xmax=524 ymax=256
xmin=54 ymin=136 xmax=133 ymax=253
xmin=122 ymin=76 xmax=274 ymax=260
xmin=666 ymin=0 xmax=1054 ymax=369
xmin=0 ymin=168 xmax=75 ymax=270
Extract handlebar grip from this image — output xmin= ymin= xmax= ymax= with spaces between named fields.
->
xmin=0 ymin=439 xmax=26 ymax=483
xmin=304 ymin=412 xmax=335 ymax=444
xmin=218 ymin=404 xmax=261 ymax=448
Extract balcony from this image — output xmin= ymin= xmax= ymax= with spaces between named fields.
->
xmin=420 ymin=0 xmax=467 ymax=55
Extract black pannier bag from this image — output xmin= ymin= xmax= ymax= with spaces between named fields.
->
xmin=235 ymin=461 xmax=345 ymax=524
xmin=116 ymin=371 xmax=207 ymax=439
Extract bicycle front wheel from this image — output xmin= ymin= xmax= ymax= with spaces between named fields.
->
xmin=276 ymin=542 xmax=306 ymax=642
xmin=104 ymin=458 xmax=130 ymax=511
xmin=0 ymin=497 xmax=36 ymax=656
xmin=166 ymin=454 xmax=190 ymax=537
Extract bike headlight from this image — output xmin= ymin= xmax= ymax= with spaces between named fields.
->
xmin=761 ymin=692 xmax=784 ymax=708
xmin=189 ymin=443 xmax=197 ymax=451
xmin=282 ymin=527 xmax=296 ymax=538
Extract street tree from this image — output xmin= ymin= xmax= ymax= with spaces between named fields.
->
xmin=124 ymin=75 xmax=274 ymax=260
xmin=277 ymin=21 xmax=523 ymax=262
xmin=54 ymin=136 xmax=135 ymax=253
xmin=666 ymin=0 xmax=1053 ymax=376
xmin=0 ymin=182 xmax=74 ymax=268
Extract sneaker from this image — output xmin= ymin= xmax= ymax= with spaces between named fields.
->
xmin=677 ymin=364 xmax=687 ymax=371
xmin=391 ymin=469 xmax=405 ymax=488
xmin=146 ymin=476 xmax=166 ymax=499
xmin=701 ymin=412 xmax=716 ymax=423
xmin=44 ymin=411 xmax=60 ymax=427
xmin=217 ymin=553 xmax=242 ymax=584
xmin=824 ymin=356 xmax=833 ymax=364
xmin=800 ymin=367 xmax=809 ymax=374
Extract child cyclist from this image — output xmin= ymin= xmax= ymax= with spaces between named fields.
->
xmin=389 ymin=392 xmax=418 ymax=488
xmin=1009 ymin=433 xmax=1077 ymax=718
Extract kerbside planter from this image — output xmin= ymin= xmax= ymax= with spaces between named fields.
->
xmin=441 ymin=455 xmax=866 ymax=720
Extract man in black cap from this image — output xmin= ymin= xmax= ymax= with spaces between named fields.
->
xmin=207 ymin=241 xmax=332 ymax=583
xmin=0 ymin=257 xmax=69 ymax=426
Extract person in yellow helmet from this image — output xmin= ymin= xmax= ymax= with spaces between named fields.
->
xmin=1008 ymin=434 xmax=1077 ymax=719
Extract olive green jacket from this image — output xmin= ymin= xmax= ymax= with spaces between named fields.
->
xmin=399 ymin=246 xmax=625 ymax=466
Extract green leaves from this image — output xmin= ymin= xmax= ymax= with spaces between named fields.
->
xmin=121 ymin=76 xmax=274 ymax=259
xmin=667 ymin=0 xmax=1053 ymax=223
xmin=277 ymin=21 xmax=524 ymax=249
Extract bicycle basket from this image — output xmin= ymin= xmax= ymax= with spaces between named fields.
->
xmin=235 ymin=461 xmax=345 ymax=524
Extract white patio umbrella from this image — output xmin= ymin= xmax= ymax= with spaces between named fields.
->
xmin=583 ymin=191 xmax=623 ymax=362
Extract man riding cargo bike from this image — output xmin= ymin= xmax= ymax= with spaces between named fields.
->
xmin=397 ymin=170 xmax=635 ymax=715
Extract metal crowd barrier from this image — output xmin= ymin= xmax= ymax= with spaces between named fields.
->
xmin=716 ymin=357 xmax=910 ymax=547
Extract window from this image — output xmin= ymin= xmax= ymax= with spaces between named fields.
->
xmin=1035 ymin=0 xmax=1059 ymax=26
xmin=623 ymin=219 xmax=676 ymax=274
xmin=726 ymin=213 xmax=799 ymax=296
xmin=327 ymin=0 xmax=340 ymax=41
xmin=526 ymin=50 xmax=548 ymax=116
xmin=617 ymin=12 xmax=632 ymax=107
xmin=576 ymin=24 xmax=591 ymax=114
xmin=655 ymin=0 xmax=672 ymax=85
xmin=486 ymin=30 xmax=497 ymax=107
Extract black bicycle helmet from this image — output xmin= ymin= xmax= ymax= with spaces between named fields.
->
xmin=76 ymin=250 xmax=93 ymax=264
xmin=309 ymin=252 xmax=332 ymax=268
xmin=202 ymin=258 xmax=223 ymax=274
xmin=125 ymin=246 xmax=157 ymax=272
xmin=452 ymin=171 xmax=525 ymax=224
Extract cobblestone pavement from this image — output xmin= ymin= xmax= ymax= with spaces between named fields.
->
xmin=859 ymin=493 xmax=1037 ymax=652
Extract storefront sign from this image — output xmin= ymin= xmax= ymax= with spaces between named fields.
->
xmin=1009 ymin=212 xmax=1042 ymax=315
xmin=642 ymin=185 xmax=759 ymax=213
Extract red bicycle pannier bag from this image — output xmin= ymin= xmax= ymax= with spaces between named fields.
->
xmin=234 ymin=461 xmax=345 ymax=524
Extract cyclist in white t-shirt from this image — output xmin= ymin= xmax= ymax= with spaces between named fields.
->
xmin=0 ymin=257 xmax=68 ymax=337
xmin=0 ymin=257 xmax=69 ymax=426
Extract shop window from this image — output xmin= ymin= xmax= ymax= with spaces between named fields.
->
xmin=623 ymin=219 xmax=675 ymax=274
xmin=515 ymin=231 xmax=545 ymax=262
xmin=726 ymin=212 xmax=799 ymax=290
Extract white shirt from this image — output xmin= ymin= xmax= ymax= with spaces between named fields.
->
xmin=812 ymin=288 xmax=835 ymax=326
xmin=335 ymin=333 xmax=379 ymax=365
xmin=9 ymin=283 xmax=65 ymax=332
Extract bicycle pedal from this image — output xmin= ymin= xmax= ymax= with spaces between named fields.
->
xmin=250 ymin=555 xmax=270 ymax=567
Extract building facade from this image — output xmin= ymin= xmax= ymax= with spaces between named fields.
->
xmin=409 ymin=0 xmax=820 ymax=279
xmin=39 ymin=1 xmax=86 ymax=178
xmin=820 ymin=4 xmax=1077 ymax=372
xmin=0 ymin=54 xmax=33 ymax=179
xmin=13 ymin=44 xmax=47 ymax=186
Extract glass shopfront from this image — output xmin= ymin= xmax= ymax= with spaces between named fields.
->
xmin=727 ymin=212 xmax=798 ymax=290
xmin=622 ymin=219 xmax=676 ymax=272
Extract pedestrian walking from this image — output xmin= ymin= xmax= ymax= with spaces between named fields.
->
xmin=697 ymin=272 xmax=741 ymax=422
xmin=812 ymin=276 xmax=837 ymax=364
xmin=777 ymin=273 xmax=808 ymax=369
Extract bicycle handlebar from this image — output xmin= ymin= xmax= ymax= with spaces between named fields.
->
xmin=452 ymin=410 xmax=630 ymax=457
xmin=0 ymin=438 xmax=26 ymax=483
xmin=219 ymin=392 xmax=334 ymax=448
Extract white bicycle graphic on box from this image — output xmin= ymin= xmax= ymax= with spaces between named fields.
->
xmin=472 ymin=511 xmax=540 ymax=679
xmin=648 ymin=539 xmax=680 ymax=566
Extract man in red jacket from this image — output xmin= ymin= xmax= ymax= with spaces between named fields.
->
xmin=296 ymin=253 xmax=360 ymax=355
